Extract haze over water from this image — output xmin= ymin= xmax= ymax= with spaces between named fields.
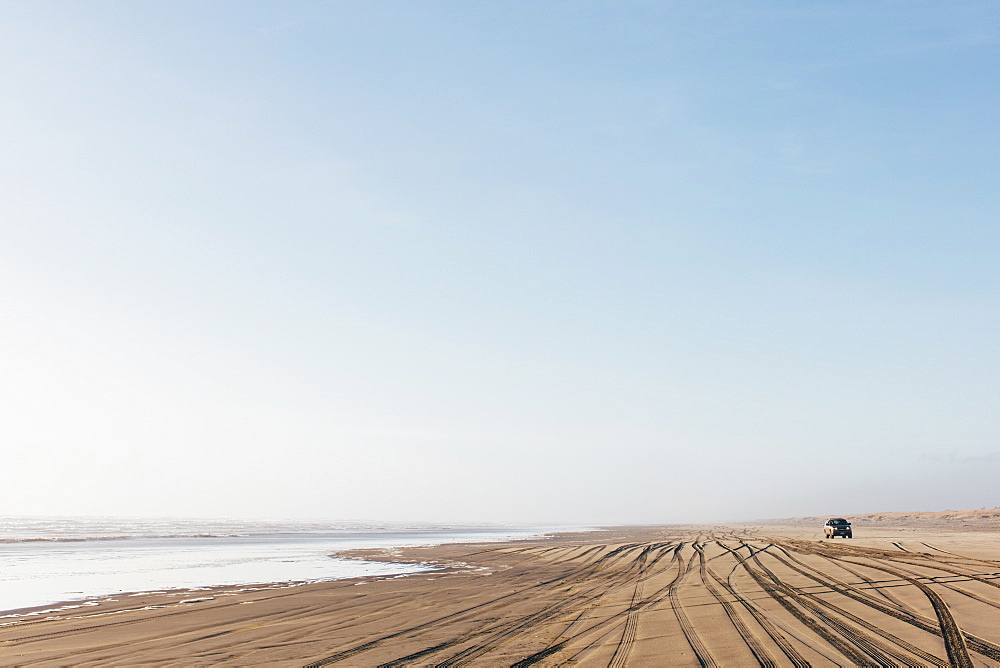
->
xmin=0 ymin=517 xmax=558 ymax=614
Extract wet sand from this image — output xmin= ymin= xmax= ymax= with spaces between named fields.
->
xmin=2 ymin=521 xmax=1000 ymax=666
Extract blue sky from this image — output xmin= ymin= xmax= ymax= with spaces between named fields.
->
xmin=2 ymin=1 xmax=999 ymax=523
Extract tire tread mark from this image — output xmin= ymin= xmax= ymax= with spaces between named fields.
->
xmin=726 ymin=545 xmax=874 ymax=666
xmin=752 ymin=551 xmax=945 ymax=667
xmin=834 ymin=558 xmax=974 ymax=668
xmin=607 ymin=544 xmax=662 ymax=668
xmin=303 ymin=543 xmax=642 ymax=667
xmin=694 ymin=542 xmax=778 ymax=668
xmin=759 ymin=550 xmax=947 ymax=666
xmin=773 ymin=539 xmax=996 ymax=665
xmin=513 ymin=544 xmax=689 ymax=666
xmin=709 ymin=544 xmax=810 ymax=668
xmin=669 ymin=545 xmax=717 ymax=668
xmin=377 ymin=544 xmax=656 ymax=667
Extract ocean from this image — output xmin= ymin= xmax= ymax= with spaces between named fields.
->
xmin=0 ymin=516 xmax=561 ymax=616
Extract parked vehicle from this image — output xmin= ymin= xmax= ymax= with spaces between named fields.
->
xmin=824 ymin=518 xmax=852 ymax=538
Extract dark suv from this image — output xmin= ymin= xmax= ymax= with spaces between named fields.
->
xmin=824 ymin=518 xmax=852 ymax=539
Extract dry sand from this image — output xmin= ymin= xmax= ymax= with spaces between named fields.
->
xmin=2 ymin=516 xmax=1000 ymax=666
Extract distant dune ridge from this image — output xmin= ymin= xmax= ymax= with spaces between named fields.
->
xmin=770 ymin=507 xmax=1000 ymax=526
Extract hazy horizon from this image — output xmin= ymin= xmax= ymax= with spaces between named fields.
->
xmin=4 ymin=1 xmax=999 ymax=525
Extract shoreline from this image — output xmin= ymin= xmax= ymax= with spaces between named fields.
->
xmin=0 ymin=528 xmax=614 ymax=625
xmin=0 ymin=528 xmax=604 ymax=620
xmin=0 ymin=524 xmax=569 ymax=617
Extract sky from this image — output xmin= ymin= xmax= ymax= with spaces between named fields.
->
xmin=2 ymin=1 xmax=999 ymax=524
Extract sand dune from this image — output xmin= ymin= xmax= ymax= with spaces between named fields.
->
xmin=2 ymin=522 xmax=999 ymax=666
xmin=783 ymin=508 xmax=1000 ymax=527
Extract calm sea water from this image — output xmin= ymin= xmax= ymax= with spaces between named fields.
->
xmin=0 ymin=517 xmax=564 ymax=615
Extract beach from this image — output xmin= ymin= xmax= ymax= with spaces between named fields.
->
xmin=6 ymin=3 xmax=999 ymax=663
xmin=2 ymin=517 xmax=1000 ymax=666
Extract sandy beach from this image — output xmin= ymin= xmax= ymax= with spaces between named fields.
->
xmin=2 ymin=517 xmax=1000 ymax=666
xmin=6 ymin=3 xmax=999 ymax=664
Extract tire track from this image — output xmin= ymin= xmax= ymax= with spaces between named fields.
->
xmin=668 ymin=545 xmax=717 ymax=668
xmin=431 ymin=547 xmax=655 ymax=667
xmin=370 ymin=543 xmax=661 ymax=667
xmin=0 ymin=584 xmax=359 ymax=647
xmin=725 ymin=543 xmax=876 ymax=666
xmin=882 ymin=559 xmax=1000 ymax=612
xmin=918 ymin=542 xmax=1000 ymax=566
xmin=751 ymin=549 xmax=947 ymax=666
xmin=888 ymin=556 xmax=1000 ymax=591
xmin=766 ymin=545 xmax=918 ymax=618
xmin=512 ymin=544 xmax=690 ymax=667
xmin=550 ymin=543 xmax=682 ymax=666
xmin=833 ymin=557 xmax=974 ymax=668
xmin=772 ymin=539 xmax=996 ymax=665
xmin=694 ymin=542 xmax=780 ymax=668
xmin=302 ymin=544 xmax=644 ymax=667
xmin=825 ymin=558 xmax=907 ymax=608
xmin=606 ymin=543 xmax=650 ymax=668
xmin=744 ymin=546 xmax=901 ymax=665
xmin=536 ymin=543 xmax=677 ymax=660
xmin=708 ymin=544 xmax=813 ymax=667
xmin=718 ymin=544 xmax=847 ymax=665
